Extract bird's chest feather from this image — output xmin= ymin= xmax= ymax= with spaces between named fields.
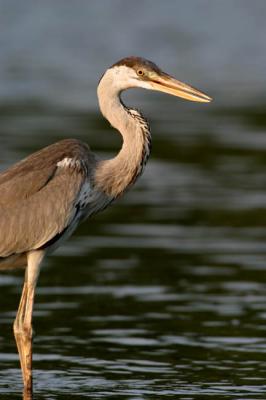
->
xmin=75 ymin=180 xmax=113 ymax=220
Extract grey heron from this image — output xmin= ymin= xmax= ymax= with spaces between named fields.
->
xmin=0 ymin=56 xmax=211 ymax=395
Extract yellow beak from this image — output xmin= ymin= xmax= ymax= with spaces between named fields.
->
xmin=150 ymin=73 xmax=212 ymax=103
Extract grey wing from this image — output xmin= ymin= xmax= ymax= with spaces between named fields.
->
xmin=0 ymin=165 xmax=84 ymax=257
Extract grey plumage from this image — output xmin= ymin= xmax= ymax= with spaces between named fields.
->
xmin=0 ymin=139 xmax=97 ymax=264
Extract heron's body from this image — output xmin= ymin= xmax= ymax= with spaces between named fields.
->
xmin=0 ymin=139 xmax=95 ymax=266
xmin=0 ymin=56 xmax=211 ymax=396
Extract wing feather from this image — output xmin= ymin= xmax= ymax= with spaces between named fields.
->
xmin=0 ymin=139 xmax=95 ymax=257
xmin=0 ymin=166 xmax=84 ymax=257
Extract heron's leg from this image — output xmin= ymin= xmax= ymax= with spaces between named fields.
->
xmin=13 ymin=250 xmax=44 ymax=394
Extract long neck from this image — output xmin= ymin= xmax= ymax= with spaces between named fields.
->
xmin=94 ymin=72 xmax=151 ymax=198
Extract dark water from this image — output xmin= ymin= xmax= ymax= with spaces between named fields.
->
xmin=1 ymin=1 xmax=266 ymax=399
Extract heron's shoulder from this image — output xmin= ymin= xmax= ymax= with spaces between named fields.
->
xmin=22 ymin=138 xmax=95 ymax=169
xmin=0 ymin=139 xmax=96 ymax=184
xmin=50 ymin=139 xmax=97 ymax=177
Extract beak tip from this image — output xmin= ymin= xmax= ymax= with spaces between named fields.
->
xmin=200 ymin=93 xmax=212 ymax=103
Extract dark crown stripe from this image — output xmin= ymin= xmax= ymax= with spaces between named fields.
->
xmin=112 ymin=56 xmax=162 ymax=74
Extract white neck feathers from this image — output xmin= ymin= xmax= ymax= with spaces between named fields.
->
xmin=94 ymin=67 xmax=151 ymax=198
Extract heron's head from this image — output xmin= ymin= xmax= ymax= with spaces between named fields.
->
xmin=108 ymin=56 xmax=212 ymax=103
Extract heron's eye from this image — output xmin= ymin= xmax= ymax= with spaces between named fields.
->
xmin=137 ymin=69 xmax=144 ymax=77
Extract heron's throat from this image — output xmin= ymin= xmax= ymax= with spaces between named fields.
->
xmin=95 ymin=96 xmax=151 ymax=198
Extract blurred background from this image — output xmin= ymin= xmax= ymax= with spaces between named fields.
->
xmin=1 ymin=1 xmax=266 ymax=399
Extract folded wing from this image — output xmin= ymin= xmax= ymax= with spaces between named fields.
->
xmin=0 ymin=139 xmax=94 ymax=257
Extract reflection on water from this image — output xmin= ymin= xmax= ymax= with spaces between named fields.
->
xmin=1 ymin=1 xmax=266 ymax=399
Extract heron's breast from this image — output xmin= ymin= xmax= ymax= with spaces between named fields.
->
xmin=75 ymin=180 xmax=114 ymax=220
